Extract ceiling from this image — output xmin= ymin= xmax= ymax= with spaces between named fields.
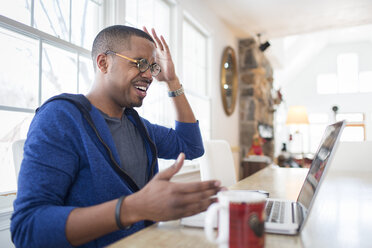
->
xmin=203 ymin=0 xmax=372 ymax=87
xmin=203 ymin=0 xmax=372 ymax=39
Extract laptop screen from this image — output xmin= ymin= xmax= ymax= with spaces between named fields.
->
xmin=297 ymin=121 xmax=345 ymax=209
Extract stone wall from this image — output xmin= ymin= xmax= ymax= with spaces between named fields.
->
xmin=239 ymin=38 xmax=275 ymax=159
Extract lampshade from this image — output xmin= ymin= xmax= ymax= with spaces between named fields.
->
xmin=286 ymin=106 xmax=309 ymax=125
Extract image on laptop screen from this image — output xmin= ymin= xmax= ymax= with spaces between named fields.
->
xmin=297 ymin=121 xmax=345 ymax=209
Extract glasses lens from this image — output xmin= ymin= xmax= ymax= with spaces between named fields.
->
xmin=151 ymin=64 xmax=161 ymax=76
xmin=138 ymin=59 xmax=150 ymax=72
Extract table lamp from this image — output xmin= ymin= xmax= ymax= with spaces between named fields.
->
xmin=285 ymin=105 xmax=309 ymax=166
xmin=286 ymin=106 xmax=309 ymax=126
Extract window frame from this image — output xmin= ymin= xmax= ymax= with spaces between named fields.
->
xmin=0 ymin=13 xmax=95 ymax=195
xmin=181 ymin=12 xmax=212 ymax=140
xmin=119 ymin=1 xmax=212 ymax=171
xmin=0 ymin=0 xmax=213 ymax=193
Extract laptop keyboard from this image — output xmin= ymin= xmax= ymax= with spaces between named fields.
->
xmin=265 ymin=200 xmax=285 ymax=223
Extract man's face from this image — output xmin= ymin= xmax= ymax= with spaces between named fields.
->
xmin=105 ymin=36 xmax=156 ymax=108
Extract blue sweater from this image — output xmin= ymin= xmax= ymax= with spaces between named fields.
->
xmin=11 ymin=94 xmax=204 ymax=247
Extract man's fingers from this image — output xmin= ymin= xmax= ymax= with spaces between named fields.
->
xmin=160 ymin=35 xmax=170 ymax=53
xmin=171 ymin=187 xmax=221 ymax=207
xmin=143 ymin=26 xmax=149 ymax=34
xmin=175 ymin=197 xmax=217 ymax=219
xmin=151 ymin=28 xmax=164 ymax=51
xmin=172 ymin=180 xmax=221 ymax=193
xmin=154 ymin=153 xmax=185 ymax=181
xmin=185 ymin=198 xmax=217 ymax=217
xmin=142 ymin=26 xmax=157 ymax=48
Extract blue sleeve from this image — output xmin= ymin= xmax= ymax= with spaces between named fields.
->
xmin=11 ymin=101 xmax=81 ymax=248
xmin=144 ymin=119 xmax=204 ymax=160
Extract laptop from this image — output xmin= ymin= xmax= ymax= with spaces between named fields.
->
xmin=265 ymin=120 xmax=345 ymax=235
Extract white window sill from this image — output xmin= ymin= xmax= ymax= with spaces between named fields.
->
xmin=0 ymin=207 xmax=13 ymax=231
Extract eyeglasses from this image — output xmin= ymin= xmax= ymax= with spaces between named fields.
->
xmin=105 ymin=50 xmax=161 ymax=77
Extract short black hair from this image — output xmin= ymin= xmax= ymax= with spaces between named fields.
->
xmin=91 ymin=25 xmax=154 ymax=71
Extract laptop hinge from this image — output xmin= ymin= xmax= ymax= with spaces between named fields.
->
xmin=292 ymin=202 xmax=306 ymax=225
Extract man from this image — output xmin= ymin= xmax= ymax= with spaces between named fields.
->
xmin=11 ymin=25 xmax=222 ymax=247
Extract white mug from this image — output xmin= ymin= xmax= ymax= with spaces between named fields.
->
xmin=204 ymin=190 xmax=267 ymax=248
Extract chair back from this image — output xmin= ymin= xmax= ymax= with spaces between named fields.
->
xmin=12 ymin=139 xmax=26 ymax=180
xmin=199 ymin=140 xmax=237 ymax=187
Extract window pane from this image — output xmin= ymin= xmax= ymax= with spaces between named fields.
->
xmin=137 ymin=0 xmax=154 ymax=29
xmin=196 ymin=67 xmax=207 ymax=94
xmin=195 ymin=31 xmax=206 ymax=67
xmin=183 ymin=22 xmax=193 ymax=59
xmin=71 ymin=0 xmax=102 ymax=49
xmin=0 ymin=110 xmax=33 ymax=193
xmin=183 ymin=59 xmax=193 ymax=87
xmin=359 ymin=71 xmax=372 ymax=93
xmin=34 ymin=0 xmax=70 ymax=41
xmin=187 ymin=94 xmax=211 ymax=141
xmin=42 ymin=43 xmax=77 ymax=102
xmin=125 ymin=0 xmax=138 ymax=26
xmin=337 ymin=53 xmax=358 ymax=93
xmin=78 ymin=56 xmax=94 ymax=94
xmin=0 ymin=0 xmax=31 ymax=25
xmin=183 ymin=21 xmax=195 ymax=92
xmin=154 ymin=0 xmax=170 ymax=40
xmin=126 ymin=0 xmax=173 ymax=128
xmin=133 ymin=0 xmax=170 ymax=42
xmin=341 ymin=126 xmax=364 ymax=141
xmin=316 ymin=73 xmax=337 ymax=94
xmin=0 ymin=27 xmax=39 ymax=109
xmin=139 ymin=81 xmax=174 ymax=127
xmin=183 ymin=20 xmax=207 ymax=96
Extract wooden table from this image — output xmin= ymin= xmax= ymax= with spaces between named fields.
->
xmin=108 ymin=166 xmax=372 ymax=248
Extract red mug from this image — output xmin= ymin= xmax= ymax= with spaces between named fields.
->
xmin=205 ymin=190 xmax=267 ymax=248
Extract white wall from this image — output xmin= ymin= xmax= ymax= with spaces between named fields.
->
xmin=177 ymin=0 xmax=241 ymax=175
xmin=285 ymin=41 xmax=372 ymax=124
xmin=276 ymin=40 xmax=372 ymax=155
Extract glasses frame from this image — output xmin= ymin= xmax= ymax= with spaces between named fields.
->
xmin=105 ymin=50 xmax=161 ymax=76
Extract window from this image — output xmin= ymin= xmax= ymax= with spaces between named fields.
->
xmin=316 ymin=53 xmax=372 ymax=94
xmin=336 ymin=113 xmax=365 ymax=141
xmin=125 ymin=0 xmax=180 ymax=170
xmin=123 ymin=0 xmax=175 ymax=170
xmin=182 ymin=20 xmax=207 ymax=96
xmin=124 ymin=1 xmax=211 ymax=170
xmin=182 ymin=18 xmax=210 ymax=142
xmin=0 ymin=0 xmax=31 ymax=26
xmin=0 ymin=0 xmax=212 ymax=192
xmin=124 ymin=0 xmax=173 ymax=128
xmin=0 ymin=0 xmax=101 ymax=193
xmin=125 ymin=0 xmax=170 ymax=40
xmin=0 ymin=0 xmax=101 ymax=49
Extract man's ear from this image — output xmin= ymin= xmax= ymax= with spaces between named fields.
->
xmin=96 ymin=53 xmax=108 ymax=73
